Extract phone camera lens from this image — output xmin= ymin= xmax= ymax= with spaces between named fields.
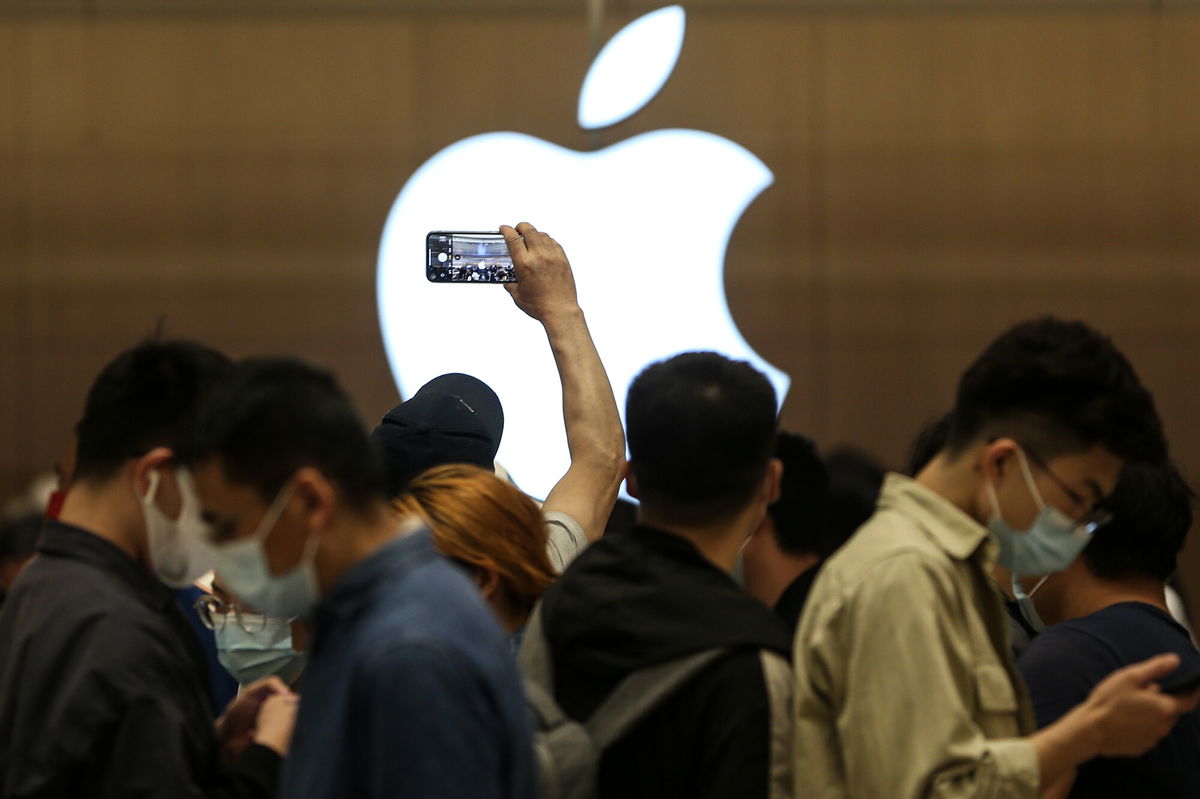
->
xmin=454 ymin=254 xmax=461 ymax=261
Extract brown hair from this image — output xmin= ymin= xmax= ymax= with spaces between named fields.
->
xmin=392 ymin=464 xmax=554 ymax=616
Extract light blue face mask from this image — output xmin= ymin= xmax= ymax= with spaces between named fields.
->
xmin=214 ymin=614 xmax=306 ymax=686
xmin=985 ymin=448 xmax=1102 ymax=577
xmin=1011 ymin=575 xmax=1051 ymax=633
xmin=212 ymin=482 xmax=320 ymax=621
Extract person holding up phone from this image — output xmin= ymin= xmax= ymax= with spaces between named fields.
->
xmin=375 ymin=222 xmax=625 ymax=572
xmin=1017 ymin=460 xmax=1200 ymax=798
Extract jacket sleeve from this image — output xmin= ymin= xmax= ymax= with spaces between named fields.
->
xmin=100 ymin=693 xmax=280 ymax=799
xmin=795 ymin=551 xmax=1040 ymax=799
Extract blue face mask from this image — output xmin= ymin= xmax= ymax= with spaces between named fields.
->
xmin=211 ymin=482 xmax=320 ymax=621
xmin=214 ymin=613 xmax=306 ymax=686
xmin=985 ymin=448 xmax=1101 ymax=577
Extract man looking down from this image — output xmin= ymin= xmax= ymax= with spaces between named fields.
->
xmin=0 ymin=339 xmax=295 ymax=798
xmin=1018 ymin=461 xmax=1200 ymax=798
xmin=792 ymin=317 xmax=1200 ymax=799
xmin=182 ymin=358 xmax=534 ymax=799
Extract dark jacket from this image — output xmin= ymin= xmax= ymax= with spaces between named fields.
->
xmin=0 ymin=521 xmax=279 ymax=799
xmin=540 ymin=524 xmax=794 ymax=799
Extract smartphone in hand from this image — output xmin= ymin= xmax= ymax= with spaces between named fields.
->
xmin=1162 ymin=668 xmax=1200 ymax=696
xmin=426 ymin=231 xmax=517 ymax=283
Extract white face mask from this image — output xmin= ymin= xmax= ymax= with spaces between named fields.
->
xmin=139 ymin=466 xmax=214 ymax=589
xmin=211 ymin=482 xmax=320 ymax=620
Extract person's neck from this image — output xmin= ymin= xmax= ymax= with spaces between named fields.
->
xmin=312 ymin=504 xmax=410 ymax=595
xmin=494 ymin=600 xmax=528 ymax=636
xmin=1061 ymin=573 xmax=1169 ymax=621
xmin=57 ymin=479 xmax=148 ymax=567
xmin=915 ymin=452 xmax=984 ymax=522
xmin=759 ymin=549 xmax=821 ymax=608
xmin=639 ymin=506 xmax=761 ymax=573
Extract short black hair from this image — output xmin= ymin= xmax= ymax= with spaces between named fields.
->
xmin=73 ymin=339 xmax=232 ymax=483
xmin=626 ymin=352 xmax=777 ymax=524
xmin=768 ymin=433 xmax=834 ymax=557
xmin=823 ymin=447 xmax=886 ymax=550
xmin=947 ymin=318 xmax=1166 ymax=465
xmin=906 ymin=411 xmax=954 ymax=476
xmin=180 ymin=358 xmax=386 ymax=513
xmin=1083 ymin=461 xmax=1193 ymax=582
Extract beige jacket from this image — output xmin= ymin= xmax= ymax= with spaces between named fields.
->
xmin=793 ymin=474 xmax=1040 ymax=798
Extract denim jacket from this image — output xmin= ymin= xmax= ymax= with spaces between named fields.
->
xmin=280 ymin=528 xmax=535 ymax=799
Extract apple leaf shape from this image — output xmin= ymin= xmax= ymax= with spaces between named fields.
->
xmin=578 ymin=5 xmax=686 ymax=130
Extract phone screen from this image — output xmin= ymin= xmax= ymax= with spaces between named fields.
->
xmin=426 ymin=232 xmax=517 ymax=283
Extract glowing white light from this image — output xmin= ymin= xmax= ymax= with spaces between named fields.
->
xmin=578 ymin=5 xmax=686 ymax=130
xmin=377 ymin=5 xmax=787 ymax=500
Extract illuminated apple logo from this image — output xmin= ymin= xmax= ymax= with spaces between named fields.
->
xmin=378 ymin=5 xmax=788 ymax=499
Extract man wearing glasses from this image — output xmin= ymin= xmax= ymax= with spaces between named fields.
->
xmin=792 ymin=317 xmax=1200 ymax=799
xmin=1017 ymin=461 xmax=1200 ymax=798
xmin=196 ymin=579 xmax=307 ymax=690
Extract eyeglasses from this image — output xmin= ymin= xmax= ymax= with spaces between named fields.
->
xmin=1020 ymin=443 xmax=1113 ymax=531
xmin=193 ymin=594 xmax=286 ymax=634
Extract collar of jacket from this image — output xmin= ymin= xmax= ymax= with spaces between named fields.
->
xmin=877 ymin=473 xmax=998 ymax=565
xmin=38 ymin=520 xmax=178 ymax=612
xmin=310 ymin=521 xmax=437 ymax=640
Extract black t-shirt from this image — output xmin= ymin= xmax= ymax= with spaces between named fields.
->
xmin=1017 ymin=601 xmax=1200 ymax=799
xmin=773 ymin=564 xmax=820 ymax=634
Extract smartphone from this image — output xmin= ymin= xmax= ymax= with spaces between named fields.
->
xmin=1162 ymin=668 xmax=1200 ymax=696
xmin=426 ymin=231 xmax=517 ymax=283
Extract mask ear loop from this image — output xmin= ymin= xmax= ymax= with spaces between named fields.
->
xmin=139 ymin=469 xmax=162 ymax=507
xmin=984 ymin=479 xmax=1002 ymax=518
xmin=1028 ymin=574 xmax=1051 ymax=598
xmin=252 ymin=481 xmax=296 ymax=545
xmin=1013 ymin=448 xmax=1048 ymax=512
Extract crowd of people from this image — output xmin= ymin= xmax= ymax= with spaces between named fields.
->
xmin=0 ymin=220 xmax=1197 ymax=798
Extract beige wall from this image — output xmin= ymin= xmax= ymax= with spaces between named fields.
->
xmin=2 ymin=6 xmax=1199 ymax=607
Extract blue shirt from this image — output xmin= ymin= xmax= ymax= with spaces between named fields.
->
xmin=280 ymin=528 xmax=536 ymax=799
xmin=1018 ymin=601 xmax=1200 ymax=799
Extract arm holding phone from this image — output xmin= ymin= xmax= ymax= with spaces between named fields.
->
xmin=500 ymin=222 xmax=626 ymax=546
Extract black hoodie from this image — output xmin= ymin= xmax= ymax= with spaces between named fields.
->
xmin=540 ymin=524 xmax=793 ymax=799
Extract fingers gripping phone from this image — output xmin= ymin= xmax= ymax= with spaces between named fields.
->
xmin=426 ymin=231 xmax=517 ymax=283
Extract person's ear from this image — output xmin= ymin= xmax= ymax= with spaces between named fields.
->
xmin=979 ymin=438 xmax=1019 ymax=487
xmin=131 ymin=447 xmax=175 ymax=500
xmin=763 ymin=458 xmax=783 ymax=505
xmin=291 ymin=467 xmax=337 ymax=533
xmin=472 ymin=561 xmax=502 ymax=600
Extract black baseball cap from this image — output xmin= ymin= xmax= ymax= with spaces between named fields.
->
xmin=370 ymin=373 xmax=504 ymax=497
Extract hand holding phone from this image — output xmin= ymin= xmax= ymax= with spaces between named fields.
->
xmin=499 ymin=223 xmax=580 ymax=325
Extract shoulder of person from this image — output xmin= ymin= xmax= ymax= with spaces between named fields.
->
xmin=1019 ymin=621 xmax=1118 ymax=688
xmin=811 ymin=544 xmax=962 ymax=619
xmin=543 ymin=510 xmax=588 ymax=573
